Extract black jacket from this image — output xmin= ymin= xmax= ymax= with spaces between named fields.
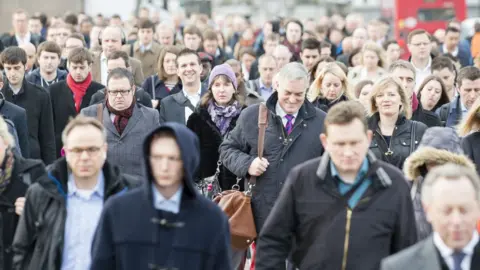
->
xmin=89 ymin=87 xmax=153 ymax=108
xmin=11 ymin=158 xmax=138 ymax=270
xmin=256 ymin=152 xmax=417 ymax=270
xmin=0 ymin=153 xmax=47 ymax=270
xmin=141 ymin=75 xmax=182 ymax=111
xmin=49 ymin=80 xmax=104 ymax=157
xmin=368 ymin=113 xmax=427 ymax=169
xmin=25 ymin=68 xmax=68 ymax=89
xmin=220 ymin=92 xmax=326 ymax=231
xmin=411 ymin=103 xmax=442 ymax=128
xmin=186 ymin=106 xmax=243 ymax=190
xmin=436 ymin=95 xmax=463 ymax=127
xmin=462 ymin=131 xmax=480 ymax=176
xmin=0 ymin=100 xmax=30 ymax=158
xmin=1 ymin=33 xmax=45 ymax=48
xmin=1 ymin=80 xmax=56 ymax=164
xmin=312 ymin=95 xmax=349 ymax=113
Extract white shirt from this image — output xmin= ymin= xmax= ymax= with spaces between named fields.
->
xmin=100 ymin=52 xmax=108 ymax=86
xmin=412 ymin=57 xmax=432 ymax=93
xmin=433 ymin=231 xmax=479 ymax=270
xmin=139 ymin=42 xmax=153 ymax=53
xmin=443 ymin=44 xmax=459 ymax=57
xmin=242 ymin=64 xmax=250 ymax=82
xmin=152 ymin=183 xmax=183 ymax=214
xmin=15 ymin=32 xmax=31 ymax=46
xmin=9 ymin=84 xmax=21 ymax=95
xmin=183 ymin=86 xmax=201 ymax=123
xmin=276 ymin=102 xmax=298 ymax=127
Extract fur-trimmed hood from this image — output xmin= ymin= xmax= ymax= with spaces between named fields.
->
xmin=403 ymin=146 xmax=475 ymax=180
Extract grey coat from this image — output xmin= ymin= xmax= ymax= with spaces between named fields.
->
xmin=81 ymin=104 xmax=160 ymax=179
xmin=159 ymin=85 xmax=207 ymax=124
xmin=219 ymin=92 xmax=326 ymax=231
xmin=380 ymin=237 xmax=442 ymax=270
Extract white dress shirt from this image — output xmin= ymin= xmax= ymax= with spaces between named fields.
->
xmin=412 ymin=57 xmax=432 ymax=93
xmin=443 ymin=44 xmax=459 ymax=57
xmin=152 ymin=183 xmax=183 ymax=214
xmin=15 ymin=32 xmax=31 ymax=46
xmin=434 ymin=231 xmax=479 ymax=270
xmin=276 ymin=102 xmax=299 ymax=127
xmin=183 ymin=87 xmax=201 ymax=123
xmin=100 ymin=52 xmax=108 ymax=86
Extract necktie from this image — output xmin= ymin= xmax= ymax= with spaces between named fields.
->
xmin=285 ymin=114 xmax=294 ymax=135
xmin=452 ymin=251 xmax=465 ymax=270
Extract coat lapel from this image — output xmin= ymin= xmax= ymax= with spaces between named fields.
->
xmin=172 ymin=92 xmax=187 ymax=123
xmin=120 ymin=105 xmax=142 ymax=138
xmin=80 ymin=85 xmax=100 ymax=110
xmin=102 ymin=106 xmax=120 ymax=137
xmin=419 ymin=237 xmax=442 ymax=270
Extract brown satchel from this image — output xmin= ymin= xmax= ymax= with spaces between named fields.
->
xmin=96 ymin=103 xmax=103 ymax=123
xmin=213 ymin=102 xmax=269 ymax=250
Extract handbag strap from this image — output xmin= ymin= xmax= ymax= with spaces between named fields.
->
xmin=151 ymin=75 xmax=156 ymax=100
xmin=409 ymin=121 xmax=417 ymax=155
xmin=96 ymin=103 xmax=103 ymax=124
xmin=247 ymin=103 xmax=269 ymax=191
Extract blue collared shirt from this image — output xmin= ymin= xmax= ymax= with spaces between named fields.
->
xmin=259 ymin=80 xmax=273 ymax=101
xmin=330 ymin=159 xmax=370 ymax=208
xmin=152 ymin=183 xmax=183 ymax=214
xmin=61 ymin=173 xmax=105 ymax=270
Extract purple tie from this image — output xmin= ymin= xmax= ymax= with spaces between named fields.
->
xmin=285 ymin=114 xmax=294 ymax=135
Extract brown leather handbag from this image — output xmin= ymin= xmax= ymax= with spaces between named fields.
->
xmin=213 ymin=102 xmax=268 ymax=250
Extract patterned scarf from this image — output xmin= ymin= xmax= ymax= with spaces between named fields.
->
xmin=0 ymin=147 xmax=14 ymax=193
xmin=207 ymin=100 xmax=242 ymax=136
xmin=105 ymin=97 xmax=136 ymax=135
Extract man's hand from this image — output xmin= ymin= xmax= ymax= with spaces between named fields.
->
xmin=15 ymin=197 xmax=26 ymax=216
xmin=248 ymin=157 xmax=270 ymax=176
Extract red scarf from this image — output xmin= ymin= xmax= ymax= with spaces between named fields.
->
xmin=105 ymin=97 xmax=135 ymax=135
xmin=67 ymin=73 xmax=92 ymax=113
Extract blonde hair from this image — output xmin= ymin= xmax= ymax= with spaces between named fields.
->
xmin=458 ymin=98 xmax=480 ymax=136
xmin=307 ymin=62 xmax=353 ymax=102
xmin=361 ymin=41 xmax=387 ymax=68
xmin=369 ymin=76 xmax=412 ymax=119
xmin=0 ymin=116 xmax=15 ymax=147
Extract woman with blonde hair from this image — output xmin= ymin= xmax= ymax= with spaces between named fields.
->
xmin=307 ymin=62 xmax=353 ymax=112
xmin=368 ymin=76 xmax=427 ymax=169
xmin=459 ymin=98 xmax=480 ymax=175
xmin=347 ymin=41 xmax=387 ymax=86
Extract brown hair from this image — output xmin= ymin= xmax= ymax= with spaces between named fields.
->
xmin=354 ymin=80 xmax=374 ymax=98
xmin=66 ymin=33 xmax=87 ymax=47
xmin=264 ymin=33 xmax=280 ymax=43
xmin=183 ymin=25 xmax=203 ymax=39
xmin=157 ymin=46 xmax=181 ymax=81
xmin=457 ymin=66 xmax=480 ymax=88
xmin=137 ymin=19 xmax=156 ymax=32
xmin=68 ymin=47 xmax=93 ymax=65
xmin=417 ymin=75 xmax=450 ymax=111
xmin=369 ymin=76 xmax=412 ymax=119
xmin=237 ymin=47 xmax=255 ymax=60
xmin=200 ymin=74 xmax=242 ymax=107
xmin=107 ymin=50 xmax=130 ymax=68
xmin=323 ymin=100 xmax=368 ymax=136
xmin=62 ymin=115 xmax=106 ymax=145
xmin=37 ymin=41 xmax=61 ymax=58
xmin=407 ymin=29 xmax=431 ymax=44
xmin=202 ymin=29 xmax=217 ymax=41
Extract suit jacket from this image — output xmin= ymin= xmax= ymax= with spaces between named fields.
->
xmin=159 ymin=84 xmax=207 ymax=124
xmin=380 ymin=236 xmax=480 ymax=270
xmin=49 ymin=80 xmax=104 ymax=157
xmin=0 ymin=100 xmax=30 ymax=158
xmin=122 ymin=41 xmax=162 ymax=77
xmin=1 ymin=33 xmax=45 ymax=48
xmin=81 ymin=103 xmax=159 ymax=179
xmin=91 ymin=52 xmax=145 ymax=86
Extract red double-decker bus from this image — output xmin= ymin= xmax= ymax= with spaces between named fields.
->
xmin=381 ymin=0 xmax=467 ymax=57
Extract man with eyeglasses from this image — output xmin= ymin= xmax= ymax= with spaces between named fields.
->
xmin=81 ymin=68 xmax=159 ymax=179
xmin=12 ymin=115 xmax=138 ymax=270
xmin=407 ymin=29 xmax=434 ymax=93
xmin=49 ymin=47 xmax=104 ymax=158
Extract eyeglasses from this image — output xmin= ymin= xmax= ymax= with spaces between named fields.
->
xmin=67 ymin=146 xmax=102 ymax=156
xmin=107 ymin=90 xmax=132 ymax=96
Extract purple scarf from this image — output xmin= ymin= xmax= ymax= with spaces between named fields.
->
xmin=207 ymin=100 xmax=242 ymax=136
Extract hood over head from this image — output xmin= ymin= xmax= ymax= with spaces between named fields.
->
xmin=143 ymin=122 xmax=200 ymax=197
xmin=404 ymin=127 xmax=475 ymax=180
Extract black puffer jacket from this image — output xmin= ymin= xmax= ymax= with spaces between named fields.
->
xmin=186 ymin=106 xmax=243 ymax=191
xmin=368 ymin=113 xmax=427 ymax=169
xmin=11 ymin=158 xmax=139 ymax=270
xmin=311 ymin=95 xmax=349 ymax=113
xmin=0 ymin=153 xmax=47 ymax=270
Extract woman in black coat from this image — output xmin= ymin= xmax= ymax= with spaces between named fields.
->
xmin=307 ymin=62 xmax=352 ymax=112
xmin=368 ymin=76 xmax=427 ymax=169
xmin=187 ymin=64 xmax=244 ymax=192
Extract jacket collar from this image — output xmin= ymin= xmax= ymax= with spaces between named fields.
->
xmin=1 ymin=78 xmax=28 ymax=96
xmin=265 ymin=91 xmax=318 ymax=120
xmin=368 ymin=112 xmax=407 ymax=130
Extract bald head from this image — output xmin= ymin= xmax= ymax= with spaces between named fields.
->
xmin=19 ymin=42 xmax=36 ymax=72
xmin=273 ymin=45 xmax=292 ymax=69
xmin=342 ymin=37 xmax=353 ymax=54
xmin=101 ymin=26 xmax=124 ymax=57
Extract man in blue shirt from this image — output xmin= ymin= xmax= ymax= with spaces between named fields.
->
xmin=11 ymin=115 xmax=138 ymax=270
xmin=90 ymin=123 xmax=231 ymax=270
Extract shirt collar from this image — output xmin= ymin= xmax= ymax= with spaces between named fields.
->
xmin=276 ymin=102 xmax=299 ymax=119
xmin=101 ymin=52 xmax=107 ymax=62
xmin=15 ymin=32 xmax=31 ymax=43
xmin=140 ymin=42 xmax=153 ymax=52
xmin=182 ymin=86 xmax=201 ymax=98
xmin=411 ymin=57 xmax=432 ymax=72
xmin=434 ymin=231 xmax=479 ymax=257
xmin=259 ymin=80 xmax=272 ymax=91
xmin=67 ymin=172 xmax=105 ymax=198
xmin=443 ymin=44 xmax=459 ymax=57
xmin=330 ymin=158 xmax=369 ymax=183
xmin=152 ymin=183 xmax=183 ymax=207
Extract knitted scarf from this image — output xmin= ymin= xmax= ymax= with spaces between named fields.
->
xmin=105 ymin=97 xmax=136 ymax=135
xmin=207 ymin=100 xmax=242 ymax=136
xmin=0 ymin=147 xmax=14 ymax=193
xmin=67 ymin=73 xmax=92 ymax=113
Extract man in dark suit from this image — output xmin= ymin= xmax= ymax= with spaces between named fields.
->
xmin=440 ymin=27 xmax=473 ymax=68
xmin=160 ymin=49 xmax=207 ymax=124
xmin=1 ymin=9 xmax=45 ymax=48
xmin=381 ymin=164 xmax=480 ymax=270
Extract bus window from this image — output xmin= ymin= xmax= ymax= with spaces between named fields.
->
xmin=418 ymin=8 xmax=456 ymax=21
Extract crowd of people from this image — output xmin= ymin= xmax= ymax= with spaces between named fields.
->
xmin=0 ymin=6 xmax=479 ymax=270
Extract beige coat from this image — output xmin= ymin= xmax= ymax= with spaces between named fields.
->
xmin=122 ymin=41 xmax=162 ymax=78
xmin=91 ymin=51 xmax=145 ymax=86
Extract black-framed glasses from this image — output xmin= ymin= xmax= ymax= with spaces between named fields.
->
xmin=107 ymin=90 xmax=132 ymax=96
xmin=66 ymin=146 xmax=102 ymax=156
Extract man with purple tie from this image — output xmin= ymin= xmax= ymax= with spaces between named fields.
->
xmin=220 ymin=62 xmax=326 ymax=237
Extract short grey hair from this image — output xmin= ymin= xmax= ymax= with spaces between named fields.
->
xmin=276 ymin=62 xmax=309 ymax=91
xmin=421 ymin=163 xmax=480 ymax=203
xmin=107 ymin=67 xmax=134 ymax=87
xmin=389 ymin=60 xmax=416 ymax=79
